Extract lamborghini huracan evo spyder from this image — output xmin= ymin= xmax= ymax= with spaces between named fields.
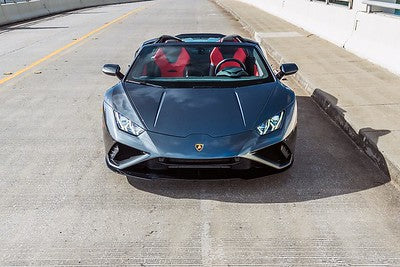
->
xmin=102 ymin=33 xmax=298 ymax=178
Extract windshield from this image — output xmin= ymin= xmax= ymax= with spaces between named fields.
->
xmin=126 ymin=43 xmax=274 ymax=87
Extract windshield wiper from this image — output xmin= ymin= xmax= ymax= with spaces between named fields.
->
xmin=125 ymin=79 xmax=164 ymax=88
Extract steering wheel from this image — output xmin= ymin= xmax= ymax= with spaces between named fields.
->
xmin=215 ymin=58 xmax=247 ymax=75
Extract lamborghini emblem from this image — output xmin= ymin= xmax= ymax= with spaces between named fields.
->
xmin=195 ymin=144 xmax=204 ymax=152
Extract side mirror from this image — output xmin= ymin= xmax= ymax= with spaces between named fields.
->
xmin=276 ymin=63 xmax=298 ymax=80
xmin=102 ymin=64 xmax=124 ymax=80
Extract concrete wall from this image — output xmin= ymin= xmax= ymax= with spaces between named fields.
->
xmin=237 ymin=0 xmax=400 ymax=76
xmin=0 ymin=0 xmax=140 ymax=26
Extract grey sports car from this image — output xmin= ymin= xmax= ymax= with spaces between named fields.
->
xmin=102 ymin=33 xmax=298 ymax=178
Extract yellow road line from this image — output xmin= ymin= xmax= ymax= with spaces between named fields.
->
xmin=0 ymin=5 xmax=147 ymax=85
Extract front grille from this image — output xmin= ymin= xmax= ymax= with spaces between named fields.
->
xmin=162 ymin=158 xmax=238 ymax=165
xmin=123 ymin=157 xmax=253 ymax=171
xmin=158 ymin=157 xmax=239 ymax=169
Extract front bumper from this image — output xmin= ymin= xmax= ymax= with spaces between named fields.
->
xmin=103 ymin=101 xmax=297 ymax=177
xmin=104 ymin=128 xmax=296 ymax=177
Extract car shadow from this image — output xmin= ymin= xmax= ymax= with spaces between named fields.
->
xmin=126 ymin=95 xmax=390 ymax=203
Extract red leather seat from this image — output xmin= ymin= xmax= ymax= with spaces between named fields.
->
xmin=152 ymin=47 xmax=190 ymax=77
xmin=209 ymin=36 xmax=259 ymax=76
xmin=209 ymin=36 xmax=246 ymax=74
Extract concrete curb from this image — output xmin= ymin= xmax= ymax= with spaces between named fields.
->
xmin=215 ymin=0 xmax=400 ymax=186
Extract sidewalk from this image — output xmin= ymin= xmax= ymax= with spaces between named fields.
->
xmin=216 ymin=0 xmax=400 ymax=185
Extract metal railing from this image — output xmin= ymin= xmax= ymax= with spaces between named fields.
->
xmin=362 ymin=0 xmax=400 ymax=13
xmin=310 ymin=0 xmax=354 ymax=9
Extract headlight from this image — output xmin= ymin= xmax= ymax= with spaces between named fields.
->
xmin=114 ymin=111 xmax=145 ymax=136
xmin=257 ymin=111 xmax=284 ymax=135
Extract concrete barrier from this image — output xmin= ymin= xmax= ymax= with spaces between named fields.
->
xmin=235 ymin=0 xmax=400 ymax=76
xmin=0 ymin=4 xmax=6 ymax=25
xmin=0 ymin=0 xmax=141 ymax=27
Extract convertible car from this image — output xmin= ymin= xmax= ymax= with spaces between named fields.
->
xmin=102 ymin=33 xmax=298 ymax=178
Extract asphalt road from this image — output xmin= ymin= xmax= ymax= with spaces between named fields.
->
xmin=0 ymin=0 xmax=400 ymax=265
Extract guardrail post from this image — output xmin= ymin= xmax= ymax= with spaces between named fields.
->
xmin=366 ymin=3 xmax=371 ymax=13
xmin=348 ymin=0 xmax=353 ymax=9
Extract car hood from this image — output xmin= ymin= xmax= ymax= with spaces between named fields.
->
xmin=123 ymin=82 xmax=281 ymax=137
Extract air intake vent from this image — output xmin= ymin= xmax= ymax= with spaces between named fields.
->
xmin=109 ymin=143 xmax=145 ymax=165
xmin=254 ymin=142 xmax=292 ymax=164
